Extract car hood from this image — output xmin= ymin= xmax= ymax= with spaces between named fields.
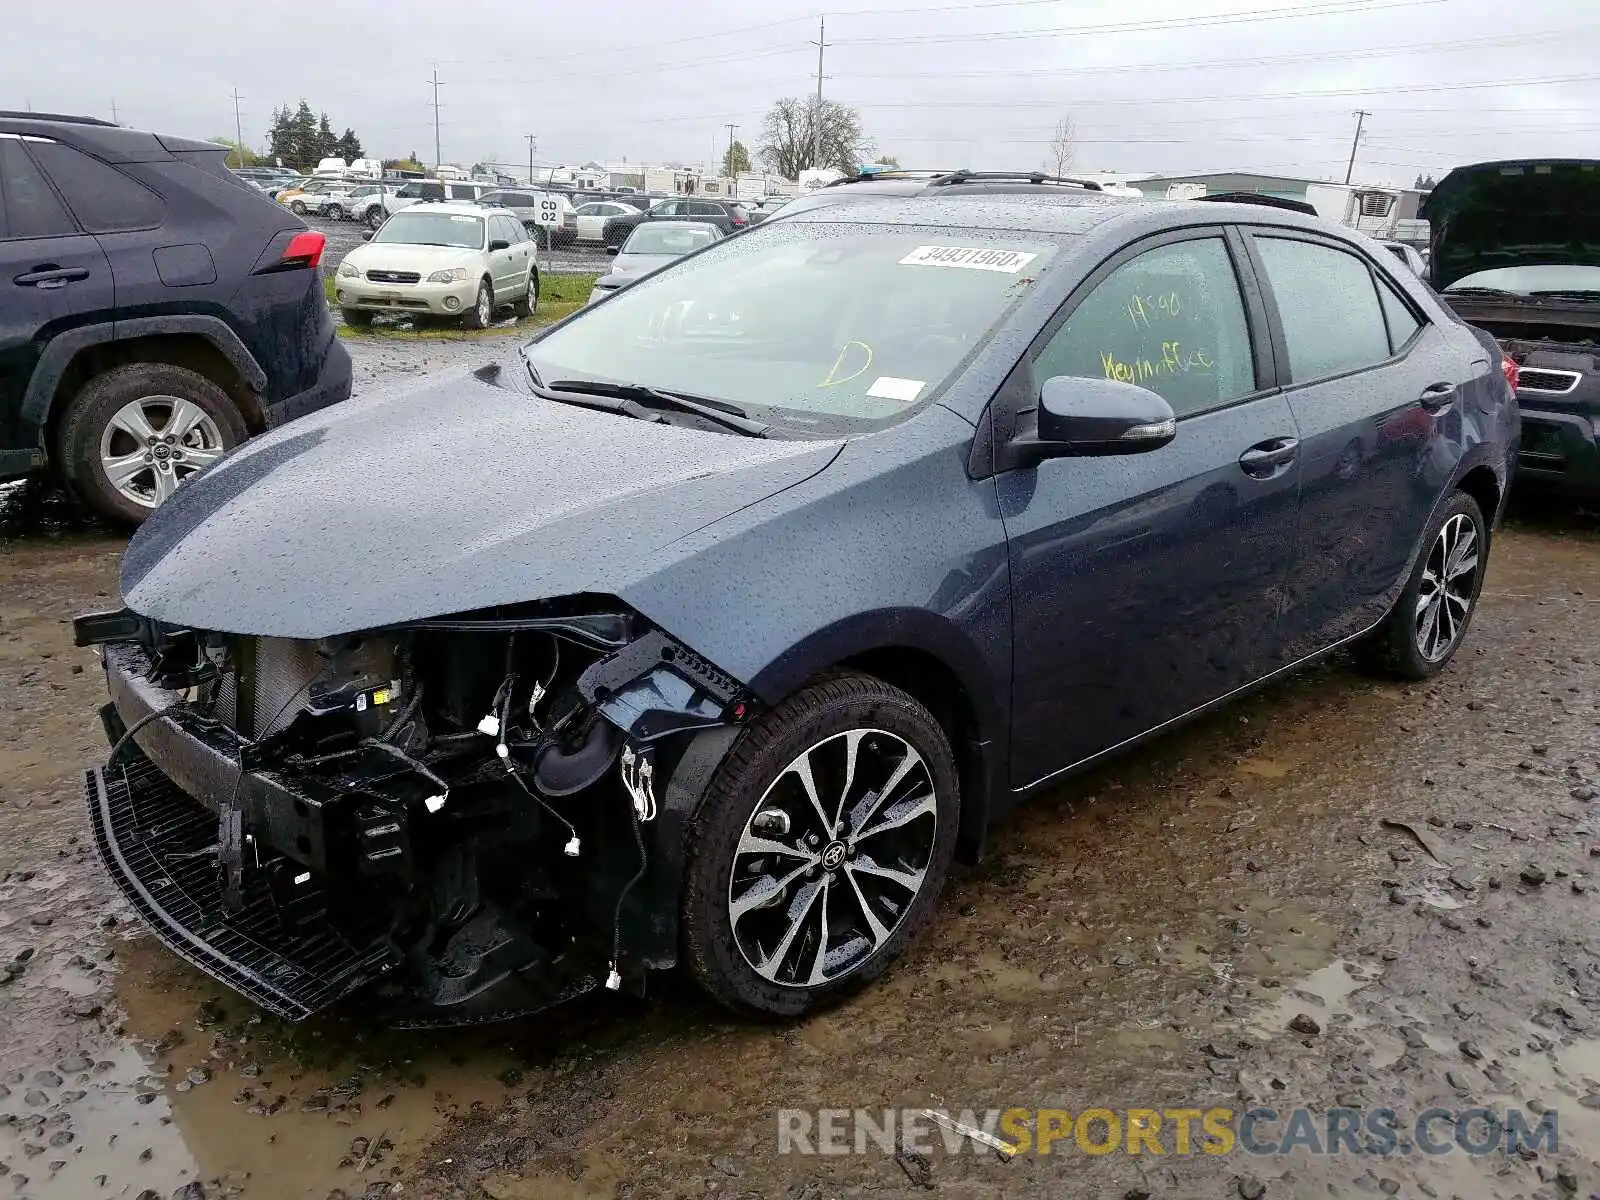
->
xmin=121 ymin=371 xmax=841 ymax=638
xmin=345 ymin=243 xmax=483 ymax=273
xmin=1422 ymin=159 xmax=1600 ymax=290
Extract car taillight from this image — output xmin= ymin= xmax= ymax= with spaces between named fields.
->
xmin=731 ymin=214 xmax=747 ymax=226
xmin=281 ymin=231 xmax=326 ymax=270
xmin=1501 ymin=353 xmax=1519 ymax=392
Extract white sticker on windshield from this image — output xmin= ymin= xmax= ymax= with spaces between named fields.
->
xmin=867 ymin=376 xmax=925 ymax=402
xmin=899 ymin=245 xmax=1038 ymax=273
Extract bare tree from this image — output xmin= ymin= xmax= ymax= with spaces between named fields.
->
xmin=758 ymin=97 xmax=872 ymax=180
xmin=1047 ymin=117 xmax=1076 ymax=177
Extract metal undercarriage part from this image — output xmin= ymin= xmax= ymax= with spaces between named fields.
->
xmin=75 ymin=602 xmax=749 ymax=1024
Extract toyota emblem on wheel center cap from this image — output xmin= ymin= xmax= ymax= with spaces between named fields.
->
xmin=821 ymin=841 xmax=847 ymax=870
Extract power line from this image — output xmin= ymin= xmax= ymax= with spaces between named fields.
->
xmin=830 ymin=26 xmax=1585 ymax=80
xmin=832 ymin=0 xmax=1451 ymax=46
xmin=841 ymin=72 xmax=1600 ymax=109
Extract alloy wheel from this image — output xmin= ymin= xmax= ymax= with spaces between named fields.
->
xmin=475 ymin=284 xmax=492 ymax=326
xmin=727 ymin=728 xmax=938 ymax=988
xmin=1415 ymin=513 xmax=1479 ymax=662
xmin=98 ymin=395 xmax=226 ymax=508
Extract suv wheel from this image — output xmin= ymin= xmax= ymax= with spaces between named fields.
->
xmin=325 ymin=203 xmax=345 ymax=221
xmin=462 ymin=278 xmax=494 ymax=329
xmin=57 ymin=363 xmax=247 ymax=525
xmin=681 ymin=673 xmax=959 ymax=1016
xmin=512 ymin=269 xmax=538 ymax=319
xmin=366 ymin=207 xmax=385 ymax=230
xmin=1354 ymin=490 xmax=1487 ymax=680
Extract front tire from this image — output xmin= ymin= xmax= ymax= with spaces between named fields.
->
xmin=512 ymin=269 xmax=538 ymax=319
xmin=289 ymin=200 xmax=307 ymax=215
xmin=56 ymin=363 xmax=246 ymax=525
xmin=682 ymin=673 xmax=959 ymax=1017
xmin=1354 ymin=490 xmax=1487 ymax=679
xmin=461 ymin=278 xmax=494 ymax=329
xmin=325 ymin=203 xmax=344 ymax=221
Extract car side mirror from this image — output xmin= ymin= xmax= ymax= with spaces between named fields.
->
xmin=361 ymin=231 xmax=373 ymax=241
xmin=1032 ymin=376 xmax=1177 ymax=457
xmin=488 ymin=239 xmax=510 ymax=251
xmin=605 ymin=245 xmax=620 ymax=256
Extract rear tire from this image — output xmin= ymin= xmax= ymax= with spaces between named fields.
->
xmin=366 ymin=207 xmax=385 ymax=230
xmin=290 ymin=200 xmax=307 ymax=215
xmin=1354 ymin=490 xmax=1488 ymax=680
xmin=325 ymin=203 xmax=344 ymax=221
xmin=681 ymin=673 xmax=959 ymax=1017
xmin=56 ymin=363 xmax=247 ymax=526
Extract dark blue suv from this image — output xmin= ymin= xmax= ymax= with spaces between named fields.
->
xmin=0 ymin=112 xmax=351 ymax=523
xmin=77 ymin=191 xmax=1516 ymax=1023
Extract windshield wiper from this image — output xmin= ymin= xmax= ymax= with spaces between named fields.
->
xmin=541 ymin=379 xmax=772 ymax=438
xmin=1444 ymin=286 xmax=1519 ymax=298
xmin=1530 ymin=290 xmax=1600 ymax=302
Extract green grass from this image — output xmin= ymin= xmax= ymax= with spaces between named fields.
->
xmin=324 ymin=272 xmax=597 ymax=341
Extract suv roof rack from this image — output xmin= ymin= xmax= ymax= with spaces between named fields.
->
xmin=927 ymin=170 xmax=1104 ymax=192
xmin=0 ymin=110 xmax=117 ymax=127
xmin=824 ymin=169 xmax=953 ymax=187
xmin=1197 ymin=192 xmax=1316 ymax=216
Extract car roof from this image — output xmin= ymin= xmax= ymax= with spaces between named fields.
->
xmin=781 ymin=192 xmax=1349 ymax=241
xmin=393 ymin=201 xmax=494 ymax=218
xmin=629 ymin=219 xmax=721 ymax=235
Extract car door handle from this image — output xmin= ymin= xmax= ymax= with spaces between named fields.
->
xmin=1238 ymin=436 xmax=1300 ymax=479
xmin=14 ymin=265 xmax=89 ymax=288
xmin=1418 ymin=381 xmax=1457 ymax=412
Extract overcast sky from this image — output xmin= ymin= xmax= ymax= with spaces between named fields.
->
xmin=5 ymin=0 xmax=1594 ymax=185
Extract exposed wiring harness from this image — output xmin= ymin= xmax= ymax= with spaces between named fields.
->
xmin=607 ymin=796 xmax=649 ymax=991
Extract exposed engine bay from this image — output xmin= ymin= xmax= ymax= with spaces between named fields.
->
xmin=74 ymin=601 xmax=749 ymax=1024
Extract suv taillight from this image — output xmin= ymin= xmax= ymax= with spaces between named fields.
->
xmin=281 ymin=231 xmax=326 ymax=270
xmin=1501 ymin=352 xmax=1519 ymax=392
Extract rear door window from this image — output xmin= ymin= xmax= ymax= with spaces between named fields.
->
xmin=1376 ymin=274 xmax=1422 ymax=352
xmin=1254 ymin=236 xmax=1392 ymax=382
xmin=0 ymin=140 xmax=77 ymax=239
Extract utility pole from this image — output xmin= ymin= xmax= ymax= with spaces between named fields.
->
xmin=430 ymin=67 xmax=444 ymax=172
xmin=525 ymin=134 xmax=537 ymax=185
xmin=1344 ymin=109 xmax=1370 ymax=185
xmin=724 ymin=123 xmax=737 ymax=178
xmin=110 ymin=98 xmax=119 ymax=125
xmin=810 ymin=15 xmax=828 ymax=172
xmin=231 ymin=89 xmax=244 ymax=168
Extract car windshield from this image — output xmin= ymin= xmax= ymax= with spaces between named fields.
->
xmin=371 ymin=212 xmax=485 ymax=248
xmin=525 ymin=221 xmax=1057 ymax=433
xmin=1446 ymin=264 xmax=1600 ymax=295
xmin=624 ymin=225 xmax=717 ymax=255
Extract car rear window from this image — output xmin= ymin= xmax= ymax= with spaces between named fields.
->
xmin=29 ymin=142 xmax=166 ymax=232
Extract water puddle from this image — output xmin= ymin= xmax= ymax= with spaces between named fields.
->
xmin=0 ymin=941 xmax=522 ymax=1197
xmin=1246 ymin=958 xmax=1381 ymax=1039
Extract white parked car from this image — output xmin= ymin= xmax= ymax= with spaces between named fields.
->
xmin=334 ymin=203 xmax=539 ymax=329
xmin=571 ymin=199 xmax=642 ymax=243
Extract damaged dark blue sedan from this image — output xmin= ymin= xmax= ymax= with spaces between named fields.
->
xmin=76 ymin=190 xmax=1518 ymax=1023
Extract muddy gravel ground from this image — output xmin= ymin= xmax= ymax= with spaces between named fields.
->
xmin=4 ymin=352 xmax=1600 ymax=1199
